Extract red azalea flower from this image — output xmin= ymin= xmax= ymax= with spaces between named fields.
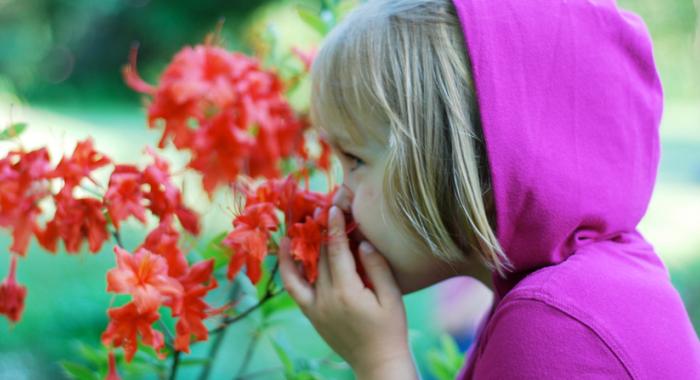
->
xmin=0 ymin=147 xmax=53 ymax=256
xmin=124 ymin=44 xmax=307 ymax=194
xmin=316 ymin=137 xmax=333 ymax=172
xmin=140 ymin=215 xmax=189 ymax=278
xmin=245 ymin=99 xmax=305 ymax=180
xmin=240 ymin=177 xmax=288 ymax=207
xmin=285 ymin=186 xmax=331 ymax=225
xmin=167 ymin=259 xmax=217 ymax=353
xmin=105 ymin=351 xmax=121 ymax=380
xmin=123 ymin=45 xmax=155 ymax=95
xmin=104 ymin=165 xmax=148 ymax=230
xmin=8 ymin=199 xmax=43 ymax=256
xmin=226 ymin=179 xmax=341 ymax=284
xmin=222 ymin=202 xmax=279 ymax=283
xmin=125 ymin=45 xmax=253 ymax=149
xmin=291 ymin=46 xmax=316 ymax=72
xmin=48 ymin=138 xmax=111 ymax=190
xmin=241 ymin=175 xmax=332 ymax=224
xmin=101 ymin=302 xmax=164 ymax=363
xmin=142 ymin=148 xmax=200 ymax=235
xmin=37 ymin=187 xmax=109 ymax=254
xmin=188 ymin=109 xmax=256 ymax=195
xmin=288 ymin=215 xmax=323 ymax=284
xmin=0 ymin=255 xmax=27 ymax=323
xmin=33 ymin=217 xmax=59 ymax=253
xmin=106 ymin=246 xmax=183 ymax=313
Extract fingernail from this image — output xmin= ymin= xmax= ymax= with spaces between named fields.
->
xmin=359 ymin=241 xmax=372 ymax=255
xmin=330 ymin=205 xmax=340 ymax=221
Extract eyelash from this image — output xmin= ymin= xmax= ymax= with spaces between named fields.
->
xmin=340 ymin=151 xmax=365 ymax=172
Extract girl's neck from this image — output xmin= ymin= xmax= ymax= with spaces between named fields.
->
xmin=458 ymin=256 xmax=495 ymax=292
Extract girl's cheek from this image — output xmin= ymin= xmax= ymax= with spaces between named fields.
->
xmin=350 ymin=184 xmax=386 ymax=248
xmin=350 ymin=183 xmax=378 ymax=221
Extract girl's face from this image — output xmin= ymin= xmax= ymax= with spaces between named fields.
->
xmin=327 ymin=136 xmax=466 ymax=295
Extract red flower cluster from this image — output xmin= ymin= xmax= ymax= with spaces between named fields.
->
xmin=103 ymin=217 xmax=218 ymax=361
xmin=124 ymin=44 xmax=311 ymax=196
xmin=0 ymin=255 xmax=26 ymax=323
xmin=32 ymin=142 xmax=199 ymax=257
xmin=0 ymin=137 xmax=202 ymax=327
xmin=35 ymin=139 xmax=113 ymax=254
xmin=105 ymin=148 xmax=200 ymax=235
xmin=223 ymin=176 xmax=371 ymax=287
xmin=0 ymin=31 xmax=342 ymax=376
xmin=0 ymin=140 xmax=112 ymax=257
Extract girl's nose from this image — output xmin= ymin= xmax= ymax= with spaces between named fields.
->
xmin=332 ymin=184 xmax=353 ymax=212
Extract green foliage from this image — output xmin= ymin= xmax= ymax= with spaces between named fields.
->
xmin=0 ymin=122 xmax=27 ymax=140
xmin=60 ymin=361 xmax=99 ymax=380
xmin=425 ymin=335 xmax=467 ymax=380
xmin=296 ymin=6 xmax=330 ymax=35
xmin=62 ymin=340 xmax=169 ymax=380
xmin=270 ymin=336 xmax=324 ymax=379
xmin=199 ymin=232 xmax=230 ymax=271
xmin=0 ymin=0 xmax=278 ymax=104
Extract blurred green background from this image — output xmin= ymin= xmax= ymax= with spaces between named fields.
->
xmin=0 ymin=0 xmax=698 ymax=379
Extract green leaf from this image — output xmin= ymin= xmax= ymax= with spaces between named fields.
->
xmin=0 ymin=122 xmax=27 ymax=140
xmin=199 ymin=232 xmax=230 ymax=270
xmin=280 ymin=157 xmax=299 ymax=176
xmin=262 ymin=292 xmax=297 ymax=318
xmin=74 ymin=342 xmax=105 ymax=367
xmin=179 ymin=358 xmax=212 ymax=367
xmin=59 ymin=361 xmax=99 ymax=380
xmin=292 ymin=372 xmax=322 ymax=380
xmin=296 ymin=6 xmax=328 ymax=35
xmin=270 ymin=338 xmax=295 ymax=375
xmin=441 ymin=334 xmax=462 ymax=362
xmin=425 ymin=335 xmax=466 ymax=380
xmin=255 ymin=256 xmax=275 ymax=299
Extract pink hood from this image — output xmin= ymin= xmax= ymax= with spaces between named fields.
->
xmin=454 ymin=0 xmax=662 ymax=297
xmin=451 ymin=0 xmax=700 ymax=377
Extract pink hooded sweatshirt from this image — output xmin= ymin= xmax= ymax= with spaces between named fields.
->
xmin=451 ymin=0 xmax=700 ymax=378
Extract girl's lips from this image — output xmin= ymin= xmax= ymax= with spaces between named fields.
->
xmin=342 ymin=209 xmax=368 ymax=245
xmin=349 ymin=227 xmax=368 ymax=245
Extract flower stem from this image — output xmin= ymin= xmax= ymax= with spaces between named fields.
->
xmin=197 ymin=280 xmax=243 ymax=380
xmin=233 ymin=328 xmax=262 ymax=380
xmin=169 ymin=350 xmax=181 ymax=380
xmin=209 ymin=262 xmax=281 ymax=335
xmin=110 ymin=229 xmax=125 ymax=249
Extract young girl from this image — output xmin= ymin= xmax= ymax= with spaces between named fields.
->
xmin=277 ymin=0 xmax=700 ymax=378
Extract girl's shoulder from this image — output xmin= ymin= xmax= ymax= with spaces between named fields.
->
xmin=475 ymin=243 xmax=700 ymax=379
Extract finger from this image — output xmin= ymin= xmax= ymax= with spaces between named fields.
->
xmin=316 ymin=240 xmax=332 ymax=289
xmin=326 ymin=205 xmax=361 ymax=287
xmin=278 ymin=237 xmax=314 ymax=308
xmin=358 ymin=241 xmax=402 ymax=304
xmin=332 ymin=185 xmax=352 ymax=212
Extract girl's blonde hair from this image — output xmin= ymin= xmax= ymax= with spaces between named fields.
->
xmin=310 ymin=0 xmax=512 ymax=277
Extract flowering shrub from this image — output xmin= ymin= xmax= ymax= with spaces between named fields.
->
xmin=0 ymin=3 xmax=366 ymax=378
xmin=0 ymin=3 xmax=472 ymax=379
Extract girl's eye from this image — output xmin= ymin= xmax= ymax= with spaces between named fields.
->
xmin=341 ymin=152 xmax=365 ymax=172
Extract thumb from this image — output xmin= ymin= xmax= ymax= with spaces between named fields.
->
xmin=358 ymin=241 xmax=402 ymax=304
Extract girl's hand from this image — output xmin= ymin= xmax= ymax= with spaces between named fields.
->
xmin=278 ymin=206 xmax=418 ymax=379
